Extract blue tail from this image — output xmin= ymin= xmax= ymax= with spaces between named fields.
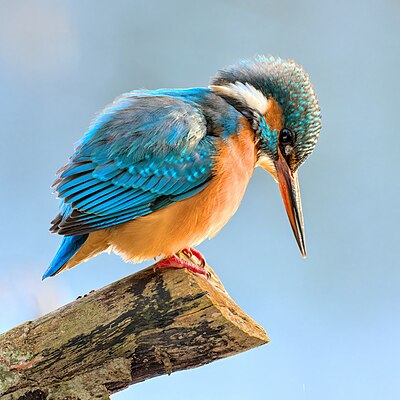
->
xmin=43 ymin=234 xmax=88 ymax=280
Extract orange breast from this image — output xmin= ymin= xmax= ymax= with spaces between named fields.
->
xmin=108 ymin=119 xmax=257 ymax=262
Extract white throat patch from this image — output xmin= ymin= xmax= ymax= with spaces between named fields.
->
xmin=209 ymin=82 xmax=269 ymax=115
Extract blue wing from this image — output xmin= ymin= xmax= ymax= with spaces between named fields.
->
xmin=51 ymin=89 xmax=219 ymax=236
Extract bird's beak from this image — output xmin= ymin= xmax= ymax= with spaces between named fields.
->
xmin=275 ymin=153 xmax=307 ymax=257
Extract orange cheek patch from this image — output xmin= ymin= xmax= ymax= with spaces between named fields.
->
xmin=264 ymin=97 xmax=284 ymax=132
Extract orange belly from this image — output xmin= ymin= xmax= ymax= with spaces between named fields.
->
xmin=109 ymin=121 xmax=257 ymax=262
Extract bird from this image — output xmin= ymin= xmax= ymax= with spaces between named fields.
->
xmin=43 ymin=55 xmax=321 ymax=280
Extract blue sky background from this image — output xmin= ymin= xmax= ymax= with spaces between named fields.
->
xmin=1 ymin=1 xmax=399 ymax=399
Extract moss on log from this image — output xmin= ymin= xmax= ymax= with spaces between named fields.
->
xmin=0 ymin=258 xmax=269 ymax=399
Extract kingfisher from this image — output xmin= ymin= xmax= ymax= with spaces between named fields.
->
xmin=43 ymin=56 xmax=321 ymax=280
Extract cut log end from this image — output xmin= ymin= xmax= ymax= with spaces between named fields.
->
xmin=0 ymin=260 xmax=269 ymax=399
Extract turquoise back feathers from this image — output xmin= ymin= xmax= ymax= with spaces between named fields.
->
xmin=50 ymin=88 xmax=241 ymax=236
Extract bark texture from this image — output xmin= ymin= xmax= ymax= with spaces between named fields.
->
xmin=0 ymin=258 xmax=269 ymax=399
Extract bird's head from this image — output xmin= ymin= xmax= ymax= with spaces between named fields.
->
xmin=210 ymin=56 xmax=321 ymax=257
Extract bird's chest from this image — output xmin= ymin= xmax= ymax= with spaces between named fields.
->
xmin=155 ymin=124 xmax=257 ymax=250
xmin=196 ymin=129 xmax=257 ymax=237
xmin=110 ymin=123 xmax=257 ymax=260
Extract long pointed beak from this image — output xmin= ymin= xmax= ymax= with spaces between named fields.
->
xmin=275 ymin=154 xmax=307 ymax=257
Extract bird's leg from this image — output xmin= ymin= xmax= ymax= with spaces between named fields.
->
xmin=182 ymin=247 xmax=206 ymax=267
xmin=154 ymin=254 xmax=210 ymax=278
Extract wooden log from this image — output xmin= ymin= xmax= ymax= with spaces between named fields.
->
xmin=0 ymin=256 xmax=269 ymax=399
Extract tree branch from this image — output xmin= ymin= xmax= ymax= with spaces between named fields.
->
xmin=0 ymin=257 xmax=269 ymax=399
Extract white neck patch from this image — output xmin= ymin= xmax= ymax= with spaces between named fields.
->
xmin=209 ymin=82 xmax=269 ymax=115
xmin=256 ymin=154 xmax=278 ymax=182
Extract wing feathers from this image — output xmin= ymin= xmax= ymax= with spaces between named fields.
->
xmin=51 ymin=90 xmax=218 ymax=236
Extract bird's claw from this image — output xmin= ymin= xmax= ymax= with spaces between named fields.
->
xmin=154 ymin=254 xmax=210 ymax=278
xmin=182 ymin=247 xmax=207 ymax=268
xmin=182 ymin=248 xmax=193 ymax=258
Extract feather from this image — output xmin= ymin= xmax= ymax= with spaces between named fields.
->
xmin=50 ymin=89 xmax=240 ymax=236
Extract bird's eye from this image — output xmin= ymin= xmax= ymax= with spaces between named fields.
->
xmin=279 ymin=128 xmax=294 ymax=145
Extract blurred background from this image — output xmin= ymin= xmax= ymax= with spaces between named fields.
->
xmin=1 ymin=0 xmax=399 ymax=399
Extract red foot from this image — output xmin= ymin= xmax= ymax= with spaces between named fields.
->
xmin=154 ymin=254 xmax=210 ymax=278
xmin=182 ymin=247 xmax=207 ymax=267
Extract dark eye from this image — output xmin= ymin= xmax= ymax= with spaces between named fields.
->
xmin=279 ymin=128 xmax=294 ymax=145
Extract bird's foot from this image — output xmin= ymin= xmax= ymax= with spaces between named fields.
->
xmin=154 ymin=254 xmax=210 ymax=278
xmin=182 ymin=247 xmax=207 ymax=267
